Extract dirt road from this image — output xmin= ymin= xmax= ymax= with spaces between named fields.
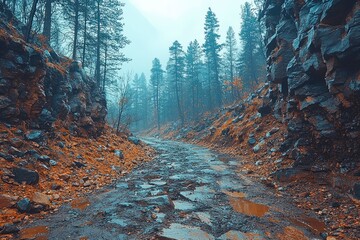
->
xmin=18 ymin=138 xmax=325 ymax=240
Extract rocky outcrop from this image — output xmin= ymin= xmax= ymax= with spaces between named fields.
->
xmin=262 ymin=0 xmax=360 ymax=164
xmin=0 ymin=3 xmax=106 ymax=137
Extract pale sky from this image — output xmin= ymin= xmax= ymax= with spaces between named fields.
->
xmin=122 ymin=0 xmax=253 ymax=79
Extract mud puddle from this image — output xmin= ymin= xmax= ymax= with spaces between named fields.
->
xmin=71 ymin=197 xmax=90 ymax=210
xmin=20 ymin=226 xmax=48 ymax=240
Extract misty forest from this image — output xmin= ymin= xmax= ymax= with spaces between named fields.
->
xmin=0 ymin=0 xmax=360 ymax=239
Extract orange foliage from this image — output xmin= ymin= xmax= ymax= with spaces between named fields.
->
xmin=0 ymin=123 xmax=154 ymax=227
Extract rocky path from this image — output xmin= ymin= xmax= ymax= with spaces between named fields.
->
xmin=19 ymin=138 xmax=325 ymax=240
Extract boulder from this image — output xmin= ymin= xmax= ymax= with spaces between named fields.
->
xmin=258 ymin=105 xmax=272 ymax=116
xmin=0 ymin=96 xmax=12 ymax=109
xmin=0 ymin=152 xmax=14 ymax=162
xmin=12 ymin=167 xmax=39 ymax=185
xmin=271 ymin=168 xmax=306 ymax=182
xmin=128 ymin=136 xmax=140 ymax=145
xmin=37 ymin=155 xmax=51 ymax=163
xmin=353 ymin=183 xmax=360 ymax=200
xmin=0 ymin=224 xmax=20 ymax=234
xmin=8 ymin=146 xmax=24 ymax=157
xmin=17 ymin=198 xmax=31 ymax=212
xmin=32 ymin=192 xmax=50 ymax=206
xmin=25 ymin=130 xmax=44 ymax=142
xmin=0 ymin=194 xmax=15 ymax=209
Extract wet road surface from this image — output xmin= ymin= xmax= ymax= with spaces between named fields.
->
xmin=20 ymin=138 xmax=324 ymax=239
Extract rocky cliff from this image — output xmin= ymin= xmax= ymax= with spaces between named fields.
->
xmin=0 ymin=3 xmax=107 ymax=137
xmin=262 ymin=0 xmax=360 ymax=165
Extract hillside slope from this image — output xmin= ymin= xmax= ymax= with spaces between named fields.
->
xmin=147 ymin=0 xmax=360 ymax=238
xmin=0 ymin=3 xmax=153 ymax=237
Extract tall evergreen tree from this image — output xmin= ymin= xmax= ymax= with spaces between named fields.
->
xmin=203 ymin=8 xmax=222 ymax=109
xmin=224 ymin=26 xmax=238 ymax=102
xmin=185 ymin=40 xmax=203 ymax=120
xmin=238 ymin=2 xmax=266 ymax=88
xmin=150 ymin=58 xmax=164 ymax=130
xmin=168 ymin=41 xmax=185 ymax=125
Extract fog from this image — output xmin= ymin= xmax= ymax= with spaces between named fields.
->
xmin=122 ymin=0 xmax=253 ymax=78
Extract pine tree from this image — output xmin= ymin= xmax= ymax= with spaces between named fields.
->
xmin=238 ymin=2 xmax=265 ymax=88
xmin=168 ymin=41 xmax=185 ymax=125
xmin=224 ymin=26 xmax=238 ymax=102
xmin=185 ymin=40 xmax=203 ymax=120
xmin=203 ymin=8 xmax=222 ymax=109
xmin=150 ymin=58 xmax=164 ymax=130
xmin=132 ymin=73 xmax=149 ymax=130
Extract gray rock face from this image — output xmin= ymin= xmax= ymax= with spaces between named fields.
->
xmin=0 ymin=7 xmax=107 ymax=137
xmin=262 ymin=0 xmax=360 ymax=162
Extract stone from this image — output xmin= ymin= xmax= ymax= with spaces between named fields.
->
xmin=114 ymin=150 xmax=124 ymax=159
xmin=221 ymin=127 xmax=230 ymax=136
xmin=128 ymin=136 xmax=140 ymax=145
xmin=258 ymin=104 xmax=272 ymax=116
xmin=353 ymin=183 xmax=360 ymax=200
xmin=248 ymin=137 xmax=256 ymax=145
xmin=10 ymin=138 xmax=23 ymax=148
xmin=12 ymin=167 xmax=39 ymax=185
xmin=8 ymin=146 xmax=24 ymax=157
xmin=17 ymin=198 xmax=31 ymax=212
xmin=271 ymin=168 xmax=305 ymax=182
xmin=0 ymin=224 xmax=20 ymax=234
xmin=0 ymin=194 xmax=15 ymax=209
xmin=57 ymin=141 xmax=65 ymax=148
xmin=59 ymin=174 xmax=71 ymax=181
xmin=49 ymin=159 xmax=57 ymax=166
xmin=269 ymin=127 xmax=280 ymax=135
xmin=38 ymin=108 xmax=55 ymax=128
xmin=331 ymin=202 xmax=340 ymax=208
xmin=25 ymin=130 xmax=43 ymax=142
xmin=83 ymin=181 xmax=91 ymax=187
xmin=0 ymin=96 xmax=12 ymax=109
xmin=253 ymin=145 xmax=261 ymax=153
xmin=74 ymin=161 xmax=86 ymax=168
xmin=0 ymin=152 xmax=14 ymax=162
xmin=37 ymin=155 xmax=51 ymax=163
xmin=32 ymin=192 xmax=50 ymax=206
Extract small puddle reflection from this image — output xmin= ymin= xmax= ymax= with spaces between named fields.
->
xmin=160 ymin=223 xmax=215 ymax=240
xmin=227 ymin=193 xmax=269 ymax=217
xmin=229 ymin=197 xmax=269 ymax=217
xmin=173 ymin=200 xmax=196 ymax=211
xmin=20 ymin=226 xmax=48 ymax=240
xmin=71 ymin=197 xmax=90 ymax=210
xmin=290 ymin=217 xmax=326 ymax=235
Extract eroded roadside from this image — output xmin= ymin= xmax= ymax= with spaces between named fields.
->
xmin=18 ymin=138 xmax=325 ymax=240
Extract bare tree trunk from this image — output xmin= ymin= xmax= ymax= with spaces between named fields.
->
xmin=82 ymin=0 xmax=88 ymax=67
xmin=102 ymin=44 xmax=107 ymax=91
xmin=156 ymin=85 xmax=160 ymax=130
xmin=95 ymin=0 xmax=101 ymax=86
xmin=43 ymin=0 xmax=51 ymax=42
xmin=24 ymin=0 xmax=38 ymax=42
xmin=12 ymin=0 xmax=16 ymax=13
xmin=72 ymin=0 xmax=79 ymax=59
xmin=21 ymin=0 xmax=26 ymax=22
